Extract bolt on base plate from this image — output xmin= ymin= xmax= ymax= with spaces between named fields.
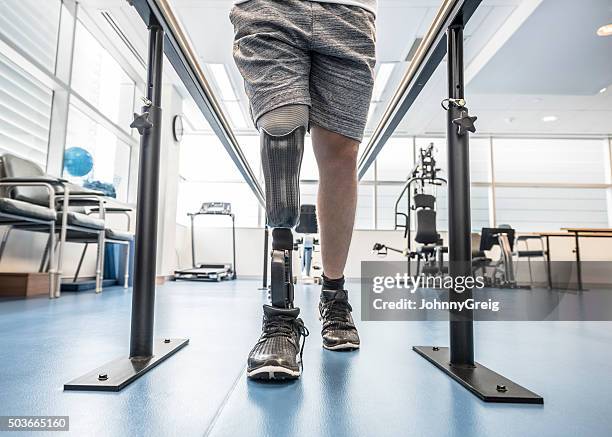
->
xmin=64 ymin=338 xmax=189 ymax=392
xmin=413 ymin=346 xmax=543 ymax=404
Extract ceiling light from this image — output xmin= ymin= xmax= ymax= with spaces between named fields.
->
xmin=208 ymin=64 xmax=238 ymax=101
xmin=541 ymin=115 xmax=558 ymax=123
xmin=597 ymin=24 xmax=612 ymax=36
xmin=599 ymin=87 xmax=607 ymax=94
xmin=372 ymin=63 xmax=395 ymax=101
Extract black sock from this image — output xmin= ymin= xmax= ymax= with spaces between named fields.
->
xmin=322 ymin=274 xmax=345 ymax=291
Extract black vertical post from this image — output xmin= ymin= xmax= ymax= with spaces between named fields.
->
xmin=130 ymin=22 xmax=165 ymax=359
xmin=260 ymin=227 xmax=269 ymax=289
xmin=231 ymin=214 xmax=237 ymax=279
xmin=446 ymin=24 xmax=474 ymax=366
xmin=190 ymin=214 xmax=196 ymax=268
xmin=413 ymin=20 xmax=541 ymax=406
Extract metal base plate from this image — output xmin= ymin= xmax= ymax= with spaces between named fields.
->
xmin=64 ymin=338 xmax=189 ymax=392
xmin=413 ymin=346 xmax=543 ymax=404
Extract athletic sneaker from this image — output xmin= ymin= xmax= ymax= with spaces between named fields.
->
xmin=247 ymin=305 xmax=309 ymax=379
xmin=319 ymin=289 xmax=361 ymax=350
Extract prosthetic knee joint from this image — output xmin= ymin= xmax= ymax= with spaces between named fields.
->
xmin=259 ymin=105 xmax=308 ymax=308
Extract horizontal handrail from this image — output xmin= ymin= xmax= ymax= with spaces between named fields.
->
xmin=131 ymin=0 xmax=265 ymax=207
xmin=357 ymin=0 xmax=482 ymax=180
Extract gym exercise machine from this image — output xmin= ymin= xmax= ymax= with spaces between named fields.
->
xmin=294 ymin=204 xmax=321 ymax=284
xmin=373 ymin=143 xmax=447 ymax=277
xmin=174 ymin=202 xmax=236 ymax=281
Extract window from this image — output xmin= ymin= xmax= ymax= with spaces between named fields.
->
xmin=0 ymin=0 xmax=62 ymax=71
xmin=178 ymin=133 xmax=261 ymax=227
xmin=64 ymin=105 xmax=131 ymax=201
xmin=493 ymin=138 xmax=608 ymax=184
xmin=376 ymin=137 xmax=414 ymax=182
xmin=71 ymin=20 xmax=135 ymax=129
xmin=0 ymin=54 xmax=53 ymax=167
xmin=495 ymin=187 xmax=609 ymax=232
xmin=356 ymin=184 xmax=375 ymax=230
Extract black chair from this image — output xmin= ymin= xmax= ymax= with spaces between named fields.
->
xmin=472 ymin=226 xmax=516 ymax=287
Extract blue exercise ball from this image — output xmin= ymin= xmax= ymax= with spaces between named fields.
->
xmin=64 ymin=147 xmax=93 ymax=177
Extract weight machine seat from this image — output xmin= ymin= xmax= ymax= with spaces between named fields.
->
xmin=413 ymin=193 xmax=436 ymax=209
xmin=295 ymin=204 xmax=318 ymax=234
xmin=0 ymin=198 xmax=57 ymax=221
xmin=59 ymin=212 xmax=105 ymax=230
xmin=105 ymin=228 xmax=133 ymax=241
xmin=415 ymin=209 xmax=439 ymax=245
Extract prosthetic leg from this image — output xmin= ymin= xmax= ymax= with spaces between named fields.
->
xmin=246 ymin=105 xmax=309 ymax=380
xmin=259 ymin=105 xmax=308 ymax=308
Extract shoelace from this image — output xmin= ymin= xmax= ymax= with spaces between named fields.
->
xmin=320 ymin=298 xmax=355 ymax=331
xmin=262 ymin=315 xmax=310 ymax=363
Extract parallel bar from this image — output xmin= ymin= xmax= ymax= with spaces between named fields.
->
xmin=130 ymin=22 xmax=165 ymax=358
xmin=413 ymin=20 xmax=542 ymax=404
xmin=446 ymin=24 xmax=474 ymax=365
xmin=65 ymin=19 xmax=188 ymax=391
xmin=413 ymin=347 xmax=543 ymax=404
xmin=65 ymin=339 xmax=188 ymax=392
xmin=130 ymin=0 xmax=265 ymax=207
xmin=357 ymin=0 xmax=482 ymax=180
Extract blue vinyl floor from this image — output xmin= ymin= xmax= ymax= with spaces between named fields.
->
xmin=1 ymin=279 xmax=611 ymax=436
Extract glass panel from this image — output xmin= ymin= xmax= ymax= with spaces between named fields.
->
xmin=356 ymin=184 xmax=375 ymax=230
xmin=493 ymin=138 xmax=608 ymax=184
xmin=71 ymin=20 xmax=135 ymax=129
xmin=0 ymin=0 xmax=62 ymax=71
xmin=376 ymin=137 xmax=414 ymax=182
xmin=64 ymin=105 xmax=131 ymax=201
xmin=495 ymin=187 xmax=609 ymax=232
xmin=377 ymin=184 xmax=403 ymax=230
xmin=0 ymin=53 xmax=53 ymax=168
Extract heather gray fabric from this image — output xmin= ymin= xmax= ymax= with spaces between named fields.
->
xmin=257 ymin=104 xmax=309 ymax=136
xmin=230 ymin=0 xmax=376 ymax=142
xmin=233 ymin=0 xmax=377 ymax=16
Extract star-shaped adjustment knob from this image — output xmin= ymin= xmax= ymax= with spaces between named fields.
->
xmin=130 ymin=112 xmax=153 ymax=135
xmin=452 ymin=110 xmax=478 ymax=135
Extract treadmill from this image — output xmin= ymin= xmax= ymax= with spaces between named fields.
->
xmin=174 ymin=202 xmax=237 ymax=281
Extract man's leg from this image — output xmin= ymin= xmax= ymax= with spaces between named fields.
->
xmin=311 ymin=125 xmax=359 ymax=279
xmin=312 ymin=125 xmax=361 ymax=351
xmin=246 ymin=105 xmax=310 ymax=379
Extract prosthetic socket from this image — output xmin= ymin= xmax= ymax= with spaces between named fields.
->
xmin=259 ymin=105 xmax=308 ymax=308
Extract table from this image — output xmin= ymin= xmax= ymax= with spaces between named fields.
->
xmin=539 ymin=229 xmax=612 ymax=290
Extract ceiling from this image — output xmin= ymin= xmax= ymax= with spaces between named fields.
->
xmin=80 ymin=0 xmax=612 ymax=138
xmin=396 ymin=0 xmax=612 ymax=136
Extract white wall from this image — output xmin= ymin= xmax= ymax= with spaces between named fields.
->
xmin=174 ymin=224 xmax=612 ymax=285
xmin=155 ymin=84 xmax=183 ymax=277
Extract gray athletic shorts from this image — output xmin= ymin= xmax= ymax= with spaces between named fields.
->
xmin=229 ymin=0 xmax=376 ymax=142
